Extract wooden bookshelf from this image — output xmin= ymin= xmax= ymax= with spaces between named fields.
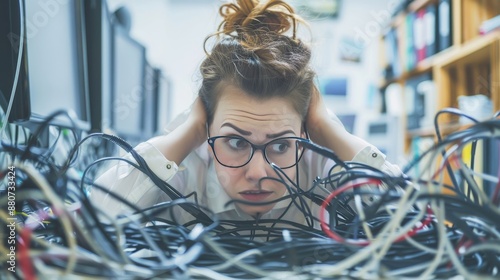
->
xmin=379 ymin=0 xmax=500 ymax=154
xmin=380 ymin=53 xmax=436 ymax=88
xmin=434 ymin=30 xmax=500 ymax=123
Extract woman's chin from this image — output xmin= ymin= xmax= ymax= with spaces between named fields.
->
xmin=237 ymin=203 xmax=276 ymax=218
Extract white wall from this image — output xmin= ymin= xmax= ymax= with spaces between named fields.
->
xmin=107 ymin=0 xmax=400 ymax=120
xmin=108 ymin=0 xmax=220 ymax=118
xmin=306 ymin=0 xmax=401 ymax=117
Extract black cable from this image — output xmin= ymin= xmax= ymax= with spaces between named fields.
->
xmin=5 ymin=112 xmax=500 ymax=278
xmin=21 ymin=110 xmax=81 ymax=161
xmin=433 ymin=108 xmax=479 ymax=190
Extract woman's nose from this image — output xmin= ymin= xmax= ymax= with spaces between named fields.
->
xmin=244 ymin=150 xmax=269 ymax=182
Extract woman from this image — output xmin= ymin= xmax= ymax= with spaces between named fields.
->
xmin=94 ymin=0 xmax=400 ymax=226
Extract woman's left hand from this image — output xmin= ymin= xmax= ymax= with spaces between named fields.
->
xmin=305 ymin=87 xmax=368 ymax=161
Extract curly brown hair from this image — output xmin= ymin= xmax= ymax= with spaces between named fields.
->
xmin=199 ymin=0 xmax=315 ymax=125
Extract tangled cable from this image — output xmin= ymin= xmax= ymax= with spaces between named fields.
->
xmin=1 ymin=109 xmax=499 ymax=279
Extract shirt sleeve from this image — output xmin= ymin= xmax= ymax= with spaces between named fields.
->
xmin=349 ymin=145 xmax=404 ymax=209
xmin=351 ymin=145 xmax=402 ymax=176
xmin=90 ymin=141 xmax=179 ymax=217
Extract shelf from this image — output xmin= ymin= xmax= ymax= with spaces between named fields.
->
xmin=380 ymin=54 xmax=436 ymax=88
xmin=407 ymin=122 xmax=472 ymax=138
xmin=381 ymin=32 xmax=500 ymax=88
xmin=379 ymin=0 xmax=500 ymax=156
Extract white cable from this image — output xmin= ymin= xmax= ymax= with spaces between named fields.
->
xmin=388 ymin=257 xmax=450 ymax=277
xmin=354 ymin=194 xmax=374 ymax=241
xmin=201 ymin=235 xmax=270 ymax=278
xmin=306 ymin=177 xmax=423 ymax=277
xmin=327 ymin=149 xmax=443 ymax=276
xmin=358 ymin=185 xmax=426 ymax=277
xmin=207 ymin=249 xmax=263 ymax=271
xmin=0 ymin=0 xmax=25 ymax=141
xmin=465 ymin=243 xmax=500 ymax=255
xmin=462 ymin=217 xmax=500 ymax=239
xmin=15 ymin=163 xmax=79 ymax=275
xmin=188 ymin=267 xmax=248 ymax=280
xmin=418 ymin=200 xmax=451 ymax=279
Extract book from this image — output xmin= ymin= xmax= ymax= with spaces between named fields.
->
xmin=405 ymin=72 xmax=433 ymax=130
xmin=405 ymin=12 xmax=416 ymax=71
xmin=414 ymin=9 xmax=427 ymax=62
xmin=424 ymin=3 xmax=438 ymax=58
xmin=438 ymin=0 xmax=452 ymax=51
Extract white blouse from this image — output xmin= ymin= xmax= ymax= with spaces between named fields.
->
xmin=92 ymin=134 xmax=402 ymax=228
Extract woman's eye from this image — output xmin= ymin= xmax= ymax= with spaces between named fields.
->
xmin=270 ymin=142 xmax=289 ymax=153
xmin=227 ymin=138 xmax=248 ymax=149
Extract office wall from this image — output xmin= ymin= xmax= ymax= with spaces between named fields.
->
xmin=107 ymin=0 xmax=220 ymax=119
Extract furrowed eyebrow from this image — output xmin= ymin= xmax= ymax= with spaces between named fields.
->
xmin=221 ymin=123 xmax=296 ymax=139
xmin=220 ymin=123 xmax=251 ymax=136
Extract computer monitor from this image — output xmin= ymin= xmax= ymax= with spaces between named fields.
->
xmin=155 ymin=71 xmax=172 ymax=134
xmin=110 ymin=18 xmax=147 ymax=141
xmin=84 ymin=0 xmax=113 ymax=132
xmin=0 ymin=0 xmax=31 ymax=123
xmin=24 ymin=0 xmax=90 ymax=131
xmin=320 ymin=77 xmax=348 ymax=97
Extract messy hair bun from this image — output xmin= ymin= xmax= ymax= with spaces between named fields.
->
xmin=218 ymin=0 xmax=302 ymax=41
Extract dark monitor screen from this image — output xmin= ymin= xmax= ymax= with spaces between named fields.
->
xmin=101 ymin=2 xmax=112 ymax=131
xmin=111 ymin=23 xmax=146 ymax=139
xmin=84 ymin=0 xmax=113 ymax=132
xmin=24 ymin=0 xmax=90 ymax=130
xmin=0 ymin=0 xmax=31 ymax=123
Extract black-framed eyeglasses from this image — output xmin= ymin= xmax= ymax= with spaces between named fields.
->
xmin=207 ymin=135 xmax=309 ymax=169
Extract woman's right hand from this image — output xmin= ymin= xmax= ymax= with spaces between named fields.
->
xmin=149 ymin=97 xmax=208 ymax=166
xmin=186 ymin=97 xmax=208 ymax=147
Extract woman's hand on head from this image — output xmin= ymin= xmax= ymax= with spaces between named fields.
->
xmin=305 ymin=87 xmax=369 ymax=161
xmin=306 ymin=86 xmax=339 ymax=144
xmin=186 ymin=97 xmax=209 ymax=147
xmin=306 ymin=86 xmax=330 ymax=133
xmin=149 ymin=97 xmax=208 ymax=166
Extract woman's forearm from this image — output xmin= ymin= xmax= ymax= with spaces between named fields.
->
xmin=149 ymin=98 xmax=207 ymax=166
xmin=309 ymin=117 xmax=369 ymax=162
xmin=148 ymin=118 xmax=206 ymax=166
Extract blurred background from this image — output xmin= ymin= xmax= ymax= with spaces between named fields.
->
xmin=1 ymin=0 xmax=499 ymax=168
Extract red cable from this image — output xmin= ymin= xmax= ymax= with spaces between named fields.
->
xmin=393 ymin=205 xmax=433 ymax=243
xmin=431 ymin=153 xmax=458 ymax=181
xmin=19 ymin=228 xmax=37 ymax=280
xmin=320 ymin=178 xmax=381 ymax=246
xmin=320 ymin=179 xmax=434 ymax=245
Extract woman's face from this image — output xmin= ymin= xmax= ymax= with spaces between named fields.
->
xmin=209 ymin=84 xmax=303 ymax=217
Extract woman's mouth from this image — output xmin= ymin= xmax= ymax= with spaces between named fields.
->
xmin=239 ymin=190 xmax=273 ymax=202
